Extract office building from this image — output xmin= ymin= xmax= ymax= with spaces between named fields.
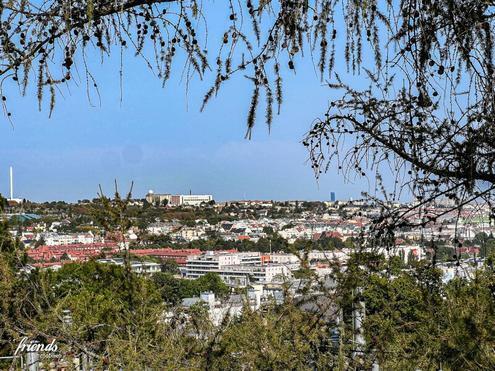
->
xmin=145 ymin=191 xmax=213 ymax=206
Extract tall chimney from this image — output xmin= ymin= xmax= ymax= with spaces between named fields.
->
xmin=9 ymin=166 xmax=13 ymax=200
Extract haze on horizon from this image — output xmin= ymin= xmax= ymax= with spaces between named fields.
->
xmin=0 ymin=7 xmax=375 ymax=204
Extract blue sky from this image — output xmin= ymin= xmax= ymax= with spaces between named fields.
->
xmin=0 ymin=7 xmax=371 ymax=202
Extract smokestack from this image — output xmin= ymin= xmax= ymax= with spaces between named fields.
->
xmin=9 ymin=166 xmax=13 ymax=200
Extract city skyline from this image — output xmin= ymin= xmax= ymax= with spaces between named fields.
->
xmin=1 ymin=162 xmax=351 ymax=203
xmin=1 ymin=1 xmax=493 ymax=368
xmin=0 ymin=61 xmax=369 ymax=202
xmin=0 ymin=5 xmax=372 ymax=203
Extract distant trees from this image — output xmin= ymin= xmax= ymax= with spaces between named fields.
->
xmin=60 ymin=252 xmax=70 ymax=261
xmin=1 ymin=0 xmax=493 ymax=239
xmin=142 ymin=232 xmax=353 ymax=253
xmin=160 ymin=234 xmax=291 ymax=253
xmin=358 ymin=261 xmax=495 ymax=369
xmin=160 ymin=258 xmax=179 ymax=274
xmin=152 ymin=271 xmax=229 ymax=304
xmin=474 ymin=232 xmax=495 ymax=258
xmin=262 ymin=226 xmax=274 ymax=235
xmin=2 ymin=234 xmax=495 ymax=368
xmin=143 ymin=233 xmax=171 ymax=247
xmin=182 ymin=219 xmax=196 ymax=227
xmin=0 ymin=195 xmax=7 ymax=211
xmin=3 ymin=1 xmax=495 ymax=368
xmin=34 ymin=236 xmax=45 ymax=248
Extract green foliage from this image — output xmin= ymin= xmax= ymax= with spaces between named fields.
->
xmin=196 ymin=272 xmax=230 ymax=297
xmin=2 ymin=194 xmax=495 ymax=370
xmin=157 ymin=235 xmax=291 ymax=253
xmin=153 ymin=272 xmax=229 ymax=305
xmin=160 ymin=259 xmax=180 ymax=274
xmin=204 ymin=303 xmax=335 ymax=370
xmin=0 ymin=194 xmax=7 ymax=211
xmin=1 ymin=246 xmax=495 ymax=369
xmin=359 ymin=261 xmax=495 ymax=369
xmin=262 ymin=226 xmax=274 ymax=235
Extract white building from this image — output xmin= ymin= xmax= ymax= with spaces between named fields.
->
xmin=268 ymin=253 xmax=299 ymax=265
xmin=268 ymin=253 xmax=301 ymax=270
xmin=147 ymin=221 xmax=179 ymax=235
xmin=185 ymin=251 xmax=289 ymax=286
xmin=145 ymin=191 xmax=213 ymax=207
xmin=216 ymin=264 xmax=290 ymax=286
xmin=145 ymin=191 xmax=171 ymax=205
xmin=180 ymin=194 xmax=213 ymax=206
xmin=42 ymin=232 xmax=95 ymax=246
xmin=186 ymin=251 xmax=259 ymax=277
xmin=96 ymin=258 xmax=161 ymax=275
xmin=308 ymin=249 xmax=351 ymax=263
xmin=177 ymin=226 xmax=206 ymax=241
xmin=181 ymin=287 xmax=264 ymax=326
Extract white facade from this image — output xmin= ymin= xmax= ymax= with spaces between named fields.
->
xmin=145 ymin=192 xmax=171 ymax=205
xmin=185 ymin=252 xmax=243 ymax=278
xmin=308 ymin=249 xmax=350 ymax=263
xmin=145 ymin=192 xmax=213 ymax=206
xmin=97 ymin=258 xmax=161 ymax=275
xmin=185 ymin=251 xmax=287 ymax=286
xmin=181 ymin=287 xmax=264 ymax=326
xmin=147 ymin=222 xmax=179 ymax=235
xmin=268 ymin=253 xmax=299 ymax=265
xmin=180 ymin=195 xmax=213 ymax=206
xmin=211 ymin=264 xmax=290 ymax=286
xmin=179 ymin=227 xmax=206 ymax=241
xmin=42 ymin=233 xmax=95 ymax=246
xmin=268 ymin=253 xmax=301 ymax=270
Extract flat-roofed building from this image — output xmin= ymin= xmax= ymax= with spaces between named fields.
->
xmin=185 ymin=251 xmax=288 ymax=286
xmin=145 ymin=191 xmax=171 ymax=205
xmin=180 ymin=194 xmax=213 ymax=206
xmin=97 ymin=258 xmax=161 ymax=275
xmin=145 ymin=191 xmax=213 ymax=206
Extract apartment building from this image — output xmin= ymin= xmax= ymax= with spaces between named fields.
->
xmin=42 ymin=232 xmax=95 ymax=246
xmin=184 ymin=251 xmax=288 ymax=286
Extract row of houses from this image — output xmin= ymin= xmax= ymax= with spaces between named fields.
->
xmin=26 ymin=242 xmax=117 ymax=262
xmin=26 ymin=244 xmax=201 ymax=266
xmin=146 ymin=216 xmax=368 ymax=244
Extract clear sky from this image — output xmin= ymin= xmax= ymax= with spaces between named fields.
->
xmin=0 ymin=6 xmax=371 ymax=203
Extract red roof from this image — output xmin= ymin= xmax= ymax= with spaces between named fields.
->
xmin=219 ymin=249 xmax=238 ymax=254
xmin=27 ymin=242 xmax=117 ymax=262
xmin=129 ymin=248 xmax=201 ymax=265
xmin=315 ymin=231 xmax=343 ymax=240
xmin=458 ymin=247 xmax=480 ymax=254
